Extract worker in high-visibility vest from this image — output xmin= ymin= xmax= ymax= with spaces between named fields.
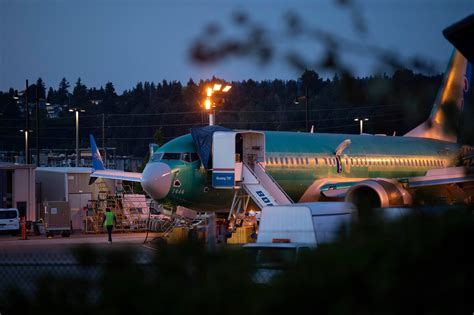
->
xmin=102 ymin=208 xmax=117 ymax=243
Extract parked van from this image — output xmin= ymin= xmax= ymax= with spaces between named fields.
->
xmin=243 ymin=202 xmax=356 ymax=283
xmin=0 ymin=208 xmax=20 ymax=235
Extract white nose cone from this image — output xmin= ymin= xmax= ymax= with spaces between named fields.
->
xmin=141 ymin=162 xmax=172 ymax=199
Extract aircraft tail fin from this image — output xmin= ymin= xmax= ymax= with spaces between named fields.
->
xmin=90 ymin=134 xmax=105 ymax=170
xmin=404 ymin=49 xmax=471 ymax=142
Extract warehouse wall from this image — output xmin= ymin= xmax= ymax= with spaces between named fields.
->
xmin=12 ymin=168 xmax=36 ymax=221
xmin=36 ymin=171 xmax=67 ymax=202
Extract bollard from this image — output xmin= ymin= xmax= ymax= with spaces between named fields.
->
xmin=20 ymin=216 xmax=27 ymax=240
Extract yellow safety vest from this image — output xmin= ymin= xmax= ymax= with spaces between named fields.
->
xmin=104 ymin=212 xmax=114 ymax=227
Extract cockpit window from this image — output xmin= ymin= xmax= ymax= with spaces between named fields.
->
xmin=181 ymin=153 xmax=191 ymax=162
xmin=162 ymin=153 xmax=181 ymax=160
xmin=181 ymin=152 xmax=200 ymax=163
xmin=151 ymin=152 xmax=163 ymax=161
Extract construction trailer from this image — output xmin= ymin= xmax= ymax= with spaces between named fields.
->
xmin=0 ymin=162 xmax=36 ymax=222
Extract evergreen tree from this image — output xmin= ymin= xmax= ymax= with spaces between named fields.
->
xmin=102 ymin=82 xmax=117 ymax=112
xmin=72 ymin=77 xmax=88 ymax=107
xmin=46 ymin=87 xmax=54 ymax=103
xmin=57 ymin=78 xmax=70 ymax=105
xmin=36 ymin=78 xmax=46 ymax=99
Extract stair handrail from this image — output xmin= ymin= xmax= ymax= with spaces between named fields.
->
xmin=254 ymin=161 xmax=293 ymax=204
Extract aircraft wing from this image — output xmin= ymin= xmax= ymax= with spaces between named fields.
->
xmin=402 ymin=166 xmax=474 ymax=188
xmin=319 ymin=167 xmax=474 ymax=199
xmin=90 ymin=169 xmax=142 ymax=182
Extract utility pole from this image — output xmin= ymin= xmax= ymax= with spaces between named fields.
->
xmin=305 ymin=86 xmax=309 ymax=133
xmin=35 ymin=85 xmax=40 ymax=166
xmin=75 ymin=110 xmax=79 ymax=166
xmin=102 ymin=113 xmax=107 ymax=168
xmin=25 ymin=79 xmax=30 ymax=164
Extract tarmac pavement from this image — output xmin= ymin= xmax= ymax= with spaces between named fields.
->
xmin=0 ymin=232 xmax=163 ymax=253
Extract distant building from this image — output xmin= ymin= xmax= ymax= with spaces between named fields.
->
xmin=45 ymin=103 xmax=62 ymax=118
xmin=0 ymin=149 xmax=144 ymax=172
xmin=0 ymin=162 xmax=36 ymax=221
xmin=90 ymin=99 xmax=102 ymax=105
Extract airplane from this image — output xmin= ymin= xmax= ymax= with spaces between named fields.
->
xmin=89 ymin=49 xmax=473 ymax=213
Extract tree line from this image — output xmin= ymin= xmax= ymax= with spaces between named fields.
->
xmin=2 ymin=69 xmax=469 ymax=157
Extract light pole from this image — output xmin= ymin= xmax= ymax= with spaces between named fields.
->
xmin=203 ymin=83 xmax=232 ymax=126
xmin=19 ymin=129 xmax=33 ymax=164
xmin=69 ymin=107 xmax=85 ymax=166
xmin=14 ymin=80 xmax=31 ymax=163
xmin=294 ymin=86 xmax=309 ymax=132
xmin=35 ymin=87 xmax=50 ymax=167
xmin=354 ymin=117 xmax=369 ymax=134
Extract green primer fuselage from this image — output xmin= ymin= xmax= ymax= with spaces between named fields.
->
xmin=152 ymin=131 xmax=461 ymax=211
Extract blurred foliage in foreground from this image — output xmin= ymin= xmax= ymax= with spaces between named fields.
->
xmin=1 ymin=209 xmax=473 ymax=315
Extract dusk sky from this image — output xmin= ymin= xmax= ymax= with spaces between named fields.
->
xmin=1 ymin=0 xmax=473 ymax=92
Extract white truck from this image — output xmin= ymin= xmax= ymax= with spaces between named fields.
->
xmin=243 ymin=202 xmax=356 ymax=282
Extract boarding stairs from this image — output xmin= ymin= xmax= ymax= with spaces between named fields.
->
xmin=229 ymin=161 xmax=293 ymax=219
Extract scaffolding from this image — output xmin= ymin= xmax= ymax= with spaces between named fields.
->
xmin=83 ymin=179 xmax=151 ymax=233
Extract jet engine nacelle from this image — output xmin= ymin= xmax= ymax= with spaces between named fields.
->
xmin=344 ymin=179 xmax=412 ymax=209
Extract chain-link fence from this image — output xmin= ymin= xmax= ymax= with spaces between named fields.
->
xmin=0 ymin=250 xmax=156 ymax=308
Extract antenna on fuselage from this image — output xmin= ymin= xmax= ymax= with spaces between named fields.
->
xmin=310 ymin=125 xmax=314 ymax=133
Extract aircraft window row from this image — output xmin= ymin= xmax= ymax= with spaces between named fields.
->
xmin=267 ymin=156 xmax=310 ymax=165
xmin=265 ymin=155 xmax=445 ymax=168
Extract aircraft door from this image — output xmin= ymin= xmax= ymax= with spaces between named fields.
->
xmin=334 ymin=139 xmax=352 ymax=174
xmin=336 ymin=155 xmax=342 ymax=173
xmin=212 ymin=131 xmax=237 ymax=189
xmin=240 ymin=132 xmax=265 ymax=168
xmin=211 ymin=131 xmax=265 ymax=189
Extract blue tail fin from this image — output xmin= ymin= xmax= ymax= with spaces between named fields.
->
xmin=90 ymin=134 xmax=105 ymax=170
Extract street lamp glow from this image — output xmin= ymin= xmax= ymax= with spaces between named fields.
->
xmin=204 ymin=98 xmax=211 ymax=110
xmin=207 ymin=87 xmax=213 ymax=97
xmin=354 ymin=117 xmax=369 ymax=134
xmin=69 ymin=107 xmax=85 ymax=166
xmin=222 ymin=85 xmax=232 ymax=92
xmin=213 ymin=84 xmax=222 ymax=91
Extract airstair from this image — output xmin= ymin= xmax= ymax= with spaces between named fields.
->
xmin=237 ymin=161 xmax=292 ymax=208
xmin=209 ymin=130 xmax=293 ymax=219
